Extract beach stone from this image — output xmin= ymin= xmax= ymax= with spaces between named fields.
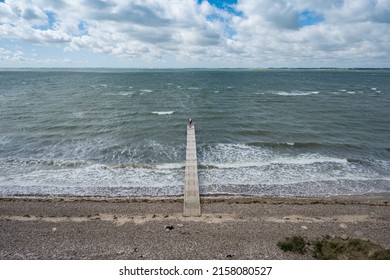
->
xmin=340 ymin=223 xmax=348 ymax=229
xmin=301 ymin=226 xmax=308 ymax=230
xmin=341 ymin=234 xmax=349 ymax=240
xmin=52 ymin=227 xmax=57 ymax=232
xmin=165 ymin=225 xmax=174 ymax=231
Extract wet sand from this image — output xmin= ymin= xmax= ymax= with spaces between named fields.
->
xmin=0 ymin=195 xmax=389 ymax=259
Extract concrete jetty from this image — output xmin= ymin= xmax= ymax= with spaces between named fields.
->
xmin=183 ymin=123 xmax=201 ymax=217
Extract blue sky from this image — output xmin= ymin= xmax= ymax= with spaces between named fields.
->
xmin=298 ymin=10 xmax=325 ymax=27
xmin=0 ymin=0 xmax=389 ymax=68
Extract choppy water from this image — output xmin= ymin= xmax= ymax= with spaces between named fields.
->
xmin=1 ymin=68 xmax=389 ymax=197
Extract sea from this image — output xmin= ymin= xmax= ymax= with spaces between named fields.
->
xmin=0 ymin=68 xmax=389 ymax=197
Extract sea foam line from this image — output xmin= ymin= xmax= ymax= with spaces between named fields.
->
xmin=272 ymin=91 xmax=319 ymax=96
xmin=200 ymin=156 xmax=348 ymax=169
xmin=151 ymin=111 xmax=174 ymax=115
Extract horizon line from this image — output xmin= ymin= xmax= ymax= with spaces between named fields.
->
xmin=1 ymin=67 xmax=389 ymax=70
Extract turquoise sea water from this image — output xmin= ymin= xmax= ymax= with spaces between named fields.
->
xmin=0 ymin=69 xmax=389 ymax=196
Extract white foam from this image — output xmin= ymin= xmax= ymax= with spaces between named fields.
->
xmin=118 ymin=91 xmax=134 ymax=96
xmin=140 ymin=89 xmax=153 ymax=94
xmin=273 ymin=91 xmax=318 ymax=96
xmin=1 ymin=162 xmax=183 ymax=190
xmin=200 ymin=159 xmax=370 ymax=188
xmin=201 ymin=144 xmax=273 ymax=165
xmin=274 ymin=155 xmax=348 ymax=165
xmin=200 ymin=143 xmax=348 ymax=170
xmin=151 ymin=111 xmax=174 ymax=115
xmin=197 ymin=143 xmax=386 ymax=189
xmin=204 ymin=155 xmax=347 ymax=169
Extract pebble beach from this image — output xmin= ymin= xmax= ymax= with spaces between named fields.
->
xmin=1 ymin=195 xmax=389 ymax=260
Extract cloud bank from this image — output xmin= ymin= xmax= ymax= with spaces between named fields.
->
xmin=0 ymin=0 xmax=389 ymax=67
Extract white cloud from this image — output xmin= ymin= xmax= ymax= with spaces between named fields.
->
xmin=231 ymin=0 xmax=390 ymax=67
xmin=0 ymin=0 xmax=389 ymax=67
xmin=0 ymin=47 xmax=25 ymax=62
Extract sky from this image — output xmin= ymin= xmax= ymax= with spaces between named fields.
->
xmin=0 ymin=0 xmax=389 ymax=68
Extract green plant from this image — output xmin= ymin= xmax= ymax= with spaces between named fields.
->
xmin=277 ymin=236 xmax=306 ymax=254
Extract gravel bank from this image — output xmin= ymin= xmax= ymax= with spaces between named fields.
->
xmin=0 ymin=195 xmax=389 ymax=260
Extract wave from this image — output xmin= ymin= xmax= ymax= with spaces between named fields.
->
xmin=335 ymin=88 xmax=383 ymax=95
xmin=199 ymin=179 xmax=390 ymax=197
xmin=118 ymin=91 xmax=134 ymax=96
xmin=0 ymin=162 xmax=184 ymax=192
xmin=272 ymin=91 xmax=319 ymax=96
xmin=247 ymin=141 xmax=361 ymax=150
xmin=111 ymin=162 xmax=184 ymax=170
xmin=199 ymin=155 xmax=348 ymax=169
xmin=2 ymin=179 xmax=389 ymax=197
xmin=1 ymin=156 xmax=389 ymax=197
xmin=2 ymin=158 xmax=90 ymax=169
xmin=151 ymin=111 xmax=174 ymax=115
xmin=198 ymin=143 xmax=351 ymax=173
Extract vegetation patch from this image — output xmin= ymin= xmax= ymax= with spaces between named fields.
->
xmin=277 ymin=236 xmax=307 ymax=254
xmin=313 ymin=236 xmax=390 ymax=260
xmin=277 ymin=235 xmax=390 ymax=260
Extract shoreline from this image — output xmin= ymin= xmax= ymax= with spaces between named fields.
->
xmin=1 ymin=193 xmax=389 ymax=204
xmin=1 ymin=194 xmax=389 ymax=260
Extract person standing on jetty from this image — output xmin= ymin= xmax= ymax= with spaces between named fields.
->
xmin=188 ymin=118 xmax=193 ymax=127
